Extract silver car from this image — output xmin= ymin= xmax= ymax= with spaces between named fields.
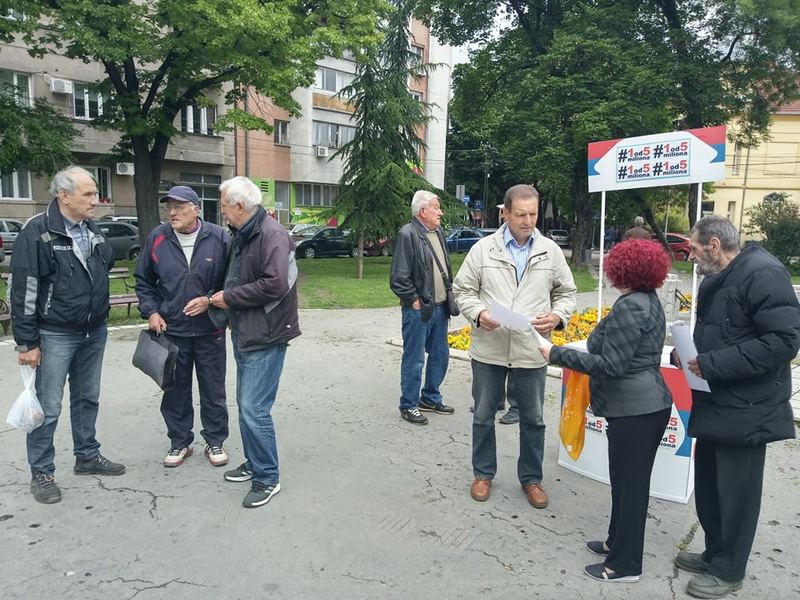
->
xmin=0 ymin=218 xmax=23 ymax=254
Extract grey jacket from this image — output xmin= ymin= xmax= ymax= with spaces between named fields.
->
xmin=549 ymin=290 xmax=672 ymax=418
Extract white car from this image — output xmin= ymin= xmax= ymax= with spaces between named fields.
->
xmin=0 ymin=218 xmax=24 ymax=254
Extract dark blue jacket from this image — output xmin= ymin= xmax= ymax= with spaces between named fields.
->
xmin=135 ymin=221 xmax=230 ymax=337
xmin=10 ymin=199 xmax=115 ymax=350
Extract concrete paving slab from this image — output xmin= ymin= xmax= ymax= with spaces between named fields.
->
xmin=1 ymin=308 xmax=798 ymax=600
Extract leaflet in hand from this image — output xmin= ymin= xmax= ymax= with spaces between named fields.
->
xmin=670 ymin=323 xmax=711 ymax=392
xmin=488 ymin=300 xmax=552 ymax=349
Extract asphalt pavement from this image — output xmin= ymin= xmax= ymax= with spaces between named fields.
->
xmin=1 ymin=307 xmax=798 ymax=600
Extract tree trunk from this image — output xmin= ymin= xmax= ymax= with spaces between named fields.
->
xmin=569 ymin=168 xmax=592 ymax=268
xmin=131 ymin=133 xmax=170 ymax=247
xmin=687 ymin=182 xmax=700 ymax=227
xmin=355 ymin=236 xmax=364 ymax=280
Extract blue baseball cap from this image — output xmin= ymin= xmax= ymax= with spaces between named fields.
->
xmin=160 ymin=185 xmax=200 ymax=206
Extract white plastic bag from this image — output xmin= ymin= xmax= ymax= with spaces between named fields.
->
xmin=6 ymin=365 xmax=45 ymax=433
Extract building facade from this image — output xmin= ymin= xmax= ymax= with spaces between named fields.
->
xmin=1 ymin=17 xmax=452 ymax=228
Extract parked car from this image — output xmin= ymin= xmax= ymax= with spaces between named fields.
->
xmin=96 ymin=221 xmax=141 ymax=260
xmin=0 ymin=218 xmax=24 ymax=253
xmin=0 ymin=236 xmax=4 ymax=263
xmin=446 ymin=227 xmax=486 ymax=253
xmin=295 ymin=227 xmax=356 ymax=259
xmin=109 ymin=215 xmax=139 ymax=228
xmin=285 ymin=223 xmax=321 ymax=237
xmin=546 ymin=229 xmax=570 ymax=247
xmin=653 ymin=232 xmax=691 ymax=261
xmin=362 ymin=237 xmax=393 ymax=257
xmin=477 ymin=227 xmax=498 ymax=237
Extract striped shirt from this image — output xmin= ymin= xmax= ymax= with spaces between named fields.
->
xmin=503 ymin=227 xmax=534 ymax=282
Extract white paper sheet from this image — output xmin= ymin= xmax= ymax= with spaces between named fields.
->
xmin=670 ymin=323 xmax=711 ymax=392
xmin=489 ymin=300 xmax=531 ymax=330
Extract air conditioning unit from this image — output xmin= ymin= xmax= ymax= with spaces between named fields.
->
xmin=316 ymin=146 xmax=329 ymax=158
xmin=116 ymin=162 xmax=135 ymax=176
xmin=49 ymin=78 xmax=73 ymax=95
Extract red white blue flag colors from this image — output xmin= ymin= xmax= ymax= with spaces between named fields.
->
xmin=587 ymin=126 xmax=726 ymax=193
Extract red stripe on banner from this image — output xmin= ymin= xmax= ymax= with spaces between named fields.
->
xmin=661 ymin=367 xmax=693 ymax=412
xmin=587 ymin=138 xmax=620 ymax=161
xmin=687 ymin=125 xmax=726 ymax=146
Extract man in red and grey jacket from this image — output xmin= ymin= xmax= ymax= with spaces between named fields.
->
xmin=135 ymin=186 xmax=230 ymax=469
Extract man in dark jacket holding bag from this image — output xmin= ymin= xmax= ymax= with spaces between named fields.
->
xmin=390 ymin=190 xmax=456 ymax=426
xmin=11 ymin=166 xmax=125 ymax=505
xmin=676 ymin=216 xmax=800 ymax=599
xmin=135 ymin=186 xmax=230 ymax=469
xmin=210 ymin=176 xmax=300 ymax=509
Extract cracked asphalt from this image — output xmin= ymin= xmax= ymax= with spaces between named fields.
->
xmin=1 ymin=307 xmax=798 ymax=600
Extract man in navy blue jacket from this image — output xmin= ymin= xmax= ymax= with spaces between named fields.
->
xmin=135 ymin=186 xmax=231 ymax=468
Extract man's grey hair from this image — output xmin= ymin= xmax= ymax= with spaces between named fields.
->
xmin=691 ymin=215 xmax=740 ymax=251
xmin=411 ymin=190 xmax=439 ymax=217
xmin=634 ymin=216 xmax=644 ymax=227
xmin=220 ymin=176 xmax=262 ymax=212
xmin=49 ymin=166 xmax=95 ymax=196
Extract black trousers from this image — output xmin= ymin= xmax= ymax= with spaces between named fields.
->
xmin=604 ymin=407 xmax=671 ymax=576
xmin=161 ymin=332 xmax=229 ymax=449
xmin=695 ymin=439 xmax=766 ymax=582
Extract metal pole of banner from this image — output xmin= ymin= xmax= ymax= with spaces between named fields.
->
xmin=689 ymin=184 xmax=702 ymax=332
xmin=597 ymin=190 xmax=607 ymax=319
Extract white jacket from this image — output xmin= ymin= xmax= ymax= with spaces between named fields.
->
xmin=453 ymin=225 xmax=577 ymax=369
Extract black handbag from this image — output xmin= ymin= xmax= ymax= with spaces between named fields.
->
xmin=132 ymin=329 xmax=180 ymax=391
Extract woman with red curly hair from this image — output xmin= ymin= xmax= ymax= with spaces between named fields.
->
xmin=540 ymin=238 xmax=673 ymax=583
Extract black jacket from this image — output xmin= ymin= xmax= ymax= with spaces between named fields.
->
xmin=10 ymin=199 xmax=114 ymax=350
xmin=222 ymin=207 xmax=301 ymax=352
xmin=690 ymin=244 xmax=800 ymax=445
xmin=389 ymin=218 xmax=452 ymax=322
xmin=135 ymin=221 xmax=230 ymax=337
xmin=550 ymin=290 xmax=672 ymax=418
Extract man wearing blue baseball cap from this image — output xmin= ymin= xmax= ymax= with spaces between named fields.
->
xmin=135 ymin=185 xmax=231 ymax=469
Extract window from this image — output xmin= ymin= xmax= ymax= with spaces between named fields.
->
xmin=0 ymin=168 xmax=32 ymax=199
xmin=0 ymin=70 xmax=31 ymax=106
xmin=410 ymin=91 xmax=423 ymax=102
xmin=731 ymin=142 xmax=741 ymax=175
xmin=274 ymin=120 xmax=289 ymax=145
xmin=1 ymin=9 xmax=25 ymax=20
xmin=727 ymin=201 xmax=736 ymax=222
xmin=295 ymin=183 xmax=338 ymax=207
xmin=312 ymin=120 xmax=356 ymax=148
xmin=275 ymin=181 xmax=290 ymax=207
xmin=410 ymin=45 xmax=425 ymax=75
xmin=179 ymin=173 xmax=222 ymax=224
xmin=313 ymin=67 xmax=355 ymax=94
xmin=74 ymin=84 xmax=103 ymax=120
xmin=79 ymin=166 xmax=112 ymax=203
xmin=180 ymin=105 xmax=217 ymax=135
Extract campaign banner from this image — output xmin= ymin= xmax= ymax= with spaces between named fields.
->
xmin=587 ymin=126 xmax=726 ymax=193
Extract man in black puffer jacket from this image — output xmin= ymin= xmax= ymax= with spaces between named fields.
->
xmin=675 ymin=216 xmax=800 ymax=599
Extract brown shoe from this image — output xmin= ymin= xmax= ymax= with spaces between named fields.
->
xmin=522 ymin=482 xmax=549 ymax=508
xmin=470 ymin=478 xmax=491 ymax=502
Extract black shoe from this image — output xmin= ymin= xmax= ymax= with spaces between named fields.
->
xmin=224 ymin=463 xmax=253 ymax=482
xmin=418 ymin=399 xmax=455 ymax=415
xmin=30 ymin=471 xmax=62 ymax=504
xmin=498 ymin=408 xmax=520 ymax=424
xmin=243 ymin=481 xmax=281 ymax=508
xmin=584 ymin=563 xmax=640 ymax=582
xmin=74 ymin=454 xmax=126 ymax=476
xmin=400 ymin=407 xmax=429 ymax=425
xmin=675 ymin=551 xmax=710 ymax=574
xmin=586 ymin=540 xmax=610 ymax=556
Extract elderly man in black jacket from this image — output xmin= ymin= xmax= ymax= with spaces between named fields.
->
xmin=11 ymin=166 xmax=125 ymax=505
xmin=390 ymin=190 xmax=455 ymax=426
xmin=676 ymin=216 xmax=800 ymax=599
xmin=211 ymin=176 xmax=300 ymax=509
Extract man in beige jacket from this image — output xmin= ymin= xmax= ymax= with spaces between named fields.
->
xmin=453 ymin=184 xmax=576 ymax=508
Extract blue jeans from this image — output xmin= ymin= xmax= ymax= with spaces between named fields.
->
xmin=28 ymin=325 xmax=108 ymax=474
xmin=399 ymin=304 xmax=450 ymax=410
xmin=232 ymin=334 xmax=287 ymax=486
xmin=471 ymin=360 xmax=546 ymax=484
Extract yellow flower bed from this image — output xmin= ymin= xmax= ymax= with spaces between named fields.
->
xmin=447 ymin=307 xmax=612 ymax=350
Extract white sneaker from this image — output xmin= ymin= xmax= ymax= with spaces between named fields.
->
xmin=164 ymin=447 xmax=193 ymax=467
xmin=204 ymin=444 xmax=229 ymax=467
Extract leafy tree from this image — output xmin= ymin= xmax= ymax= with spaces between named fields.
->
xmin=744 ymin=193 xmax=800 ymax=273
xmin=12 ymin=0 xmax=383 ymax=242
xmin=0 ymin=91 xmax=77 ymax=176
xmin=333 ymin=0 xmax=447 ymax=279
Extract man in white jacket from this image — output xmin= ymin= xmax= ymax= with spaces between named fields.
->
xmin=453 ymin=184 xmax=576 ymax=508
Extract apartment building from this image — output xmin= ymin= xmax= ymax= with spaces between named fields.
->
xmin=708 ymin=100 xmax=800 ymax=232
xmin=1 ymin=17 xmax=452 ymax=227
